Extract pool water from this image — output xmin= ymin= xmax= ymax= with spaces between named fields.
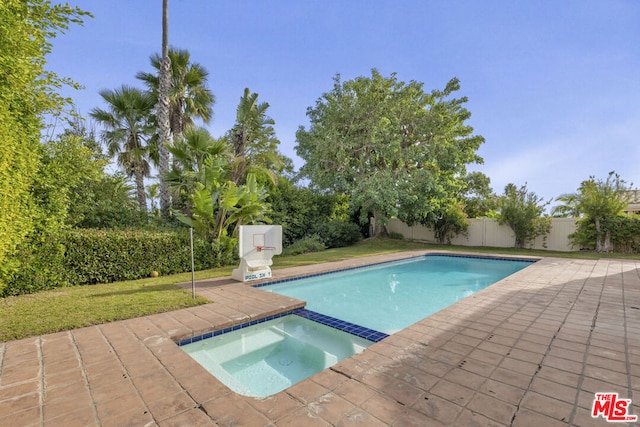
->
xmin=181 ymin=254 xmax=533 ymax=397
xmin=180 ymin=315 xmax=372 ymax=397
xmin=261 ymin=255 xmax=533 ymax=334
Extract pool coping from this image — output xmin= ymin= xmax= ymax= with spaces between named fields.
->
xmin=1 ymin=250 xmax=638 ymax=426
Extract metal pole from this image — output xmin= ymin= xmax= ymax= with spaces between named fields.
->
xmin=190 ymin=227 xmax=195 ymax=299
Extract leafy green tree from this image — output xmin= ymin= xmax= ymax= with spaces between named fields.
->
xmin=462 ymin=172 xmax=496 ymax=218
xmin=551 ymin=193 xmax=580 ymax=218
xmin=0 ymin=0 xmax=89 ymax=286
xmin=91 ymin=85 xmax=155 ymax=210
xmin=426 ymin=172 xmax=496 ymax=244
xmin=497 ymin=183 xmax=551 ymax=249
xmin=296 ymin=70 xmax=484 ymax=235
xmin=175 ymin=173 xmax=270 ymax=263
xmin=67 ymin=173 xmax=150 ymax=229
xmin=54 ymin=117 xmax=148 ymax=229
xmin=33 ymin=133 xmax=105 ymax=233
xmin=165 ymin=126 xmax=270 ymax=262
xmin=430 ymin=199 xmax=469 ymax=244
xmin=268 ymin=178 xmax=355 ymax=245
xmin=560 ymin=172 xmax=632 ymax=252
xmin=226 ymin=88 xmax=285 ymax=185
xmin=5 ymin=123 xmax=118 ymax=295
xmin=165 ymin=126 xmax=229 ymax=212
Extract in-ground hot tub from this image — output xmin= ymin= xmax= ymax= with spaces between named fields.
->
xmin=179 ymin=314 xmax=373 ymax=397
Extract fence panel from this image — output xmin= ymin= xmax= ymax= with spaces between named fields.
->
xmin=387 ymin=218 xmax=577 ymax=252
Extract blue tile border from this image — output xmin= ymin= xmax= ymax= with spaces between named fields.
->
xmin=176 ymin=308 xmax=388 ymax=347
xmin=295 ymin=309 xmax=389 ymax=343
xmin=252 ymin=253 xmax=536 ymax=289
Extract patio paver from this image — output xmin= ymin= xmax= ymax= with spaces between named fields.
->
xmin=1 ymin=251 xmax=639 ymax=426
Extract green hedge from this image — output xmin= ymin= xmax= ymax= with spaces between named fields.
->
xmin=1 ymin=229 xmax=226 ymax=296
xmin=63 ymin=229 xmax=217 ymax=285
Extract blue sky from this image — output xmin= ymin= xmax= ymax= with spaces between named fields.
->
xmin=47 ymin=0 xmax=640 ymax=204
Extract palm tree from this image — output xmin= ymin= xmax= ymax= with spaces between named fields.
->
xmin=146 ymin=182 xmax=160 ymax=213
xmin=165 ymin=126 xmax=229 ymax=207
xmin=226 ymin=88 xmax=284 ymax=185
xmin=139 ymin=44 xmax=214 ymax=217
xmin=551 ymin=193 xmax=580 ymax=218
xmin=90 ymin=85 xmax=154 ymax=210
xmin=568 ymin=172 xmax=630 ymax=252
xmin=137 ymin=48 xmax=215 ymax=141
xmin=156 ymin=0 xmax=172 ymax=218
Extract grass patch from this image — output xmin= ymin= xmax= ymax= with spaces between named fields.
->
xmin=0 ymin=277 xmax=208 ymax=342
xmin=1 ymin=238 xmax=638 ymax=342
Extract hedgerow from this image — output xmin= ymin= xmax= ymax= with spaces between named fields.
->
xmin=1 ymin=229 xmax=227 ymax=296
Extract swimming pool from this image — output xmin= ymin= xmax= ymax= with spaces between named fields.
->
xmin=260 ymin=255 xmax=533 ymax=334
xmin=180 ymin=254 xmax=533 ymax=397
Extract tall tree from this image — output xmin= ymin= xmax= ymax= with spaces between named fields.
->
xmin=138 ymin=48 xmax=215 ymax=139
xmin=497 ymin=183 xmax=551 ymax=249
xmin=156 ymin=0 xmax=172 ymax=217
xmin=226 ymin=88 xmax=283 ymax=185
xmin=296 ymin=70 xmax=484 ymax=235
xmin=427 ymin=172 xmax=496 ymax=244
xmin=559 ymin=172 xmax=631 ymax=252
xmin=0 ymin=1 xmax=89 ymax=288
xmin=90 ymin=86 xmax=155 ymax=210
xmin=462 ymin=172 xmax=496 ymax=218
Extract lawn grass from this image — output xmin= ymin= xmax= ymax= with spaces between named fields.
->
xmin=0 ymin=278 xmax=209 ymax=342
xmin=1 ymin=238 xmax=637 ymax=342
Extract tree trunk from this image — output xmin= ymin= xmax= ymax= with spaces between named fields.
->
xmin=231 ymin=156 xmax=246 ymax=185
xmin=135 ymin=167 xmax=147 ymax=211
xmin=437 ymin=225 xmax=448 ymax=245
xmin=511 ymin=225 xmax=524 ymax=249
xmin=231 ymin=130 xmax=246 ymax=185
xmin=594 ymin=217 xmax=605 ymax=252
xmin=602 ymin=229 xmax=611 ymax=253
xmin=158 ymin=0 xmax=172 ymax=218
xmin=370 ymin=209 xmax=388 ymax=237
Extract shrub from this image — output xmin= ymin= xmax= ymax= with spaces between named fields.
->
xmin=311 ymin=221 xmax=363 ymax=248
xmin=63 ymin=229 xmax=222 ymax=285
xmin=1 ymin=233 xmax=68 ymax=296
xmin=283 ymin=235 xmax=326 ymax=256
xmin=608 ymin=216 xmax=640 ymax=253
xmin=268 ymin=178 xmax=355 ymax=245
xmin=570 ymin=215 xmax=640 ymax=253
xmin=0 ymin=228 xmax=229 ymax=296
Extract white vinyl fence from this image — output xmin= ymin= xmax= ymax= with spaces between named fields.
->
xmin=387 ymin=217 xmax=578 ymax=252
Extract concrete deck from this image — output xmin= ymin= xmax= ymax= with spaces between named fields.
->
xmin=0 ymin=251 xmax=639 ymax=426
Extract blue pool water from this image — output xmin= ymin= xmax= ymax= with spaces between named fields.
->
xmin=181 ymin=254 xmax=533 ymax=397
xmin=180 ymin=314 xmax=372 ymax=397
xmin=260 ymin=255 xmax=533 ymax=334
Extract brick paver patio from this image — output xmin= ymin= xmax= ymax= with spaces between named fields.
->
xmin=0 ymin=251 xmax=638 ymax=426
